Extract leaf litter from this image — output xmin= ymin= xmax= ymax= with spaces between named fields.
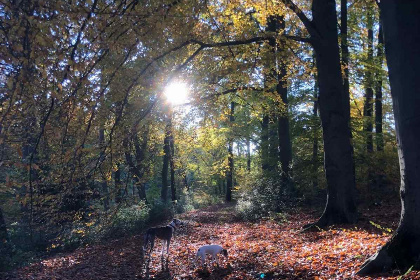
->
xmin=2 ymin=202 xmax=419 ymax=279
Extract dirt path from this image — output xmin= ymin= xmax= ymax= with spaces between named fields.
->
xmin=2 ymin=203 xmax=419 ymax=279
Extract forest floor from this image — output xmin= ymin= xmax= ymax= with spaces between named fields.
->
xmin=2 ymin=200 xmax=419 ymax=280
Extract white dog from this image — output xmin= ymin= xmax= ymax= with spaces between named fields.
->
xmin=194 ymin=245 xmax=228 ymax=266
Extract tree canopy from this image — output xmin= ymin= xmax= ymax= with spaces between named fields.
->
xmin=2 ymin=0 xmax=419 ymax=278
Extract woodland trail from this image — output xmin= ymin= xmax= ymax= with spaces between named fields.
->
xmin=2 ymin=202 xmax=419 ymax=280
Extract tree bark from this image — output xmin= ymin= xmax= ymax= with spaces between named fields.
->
xmin=261 ymin=114 xmax=270 ymax=171
xmin=226 ymin=101 xmax=234 ymax=202
xmin=161 ymin=121 xmax=171 ymax=202
xmin=0 ymin=207 xmax=8 ymax=244
xmin=341 ymin=0 xmax=350 ymax=118
xmin=357 ymin=1 xmax=420 ymax=275
xmin=277 ymin=56 xmax=293 ymax=193
xmin=168 ymin=118 xmax=176 ymax=201
xmin=310 ymin=0 xmax=357 ymax=226
xmin=123 ymin=128 xmax=148 ymax=202
xmin=312 ymin=61 xmax=319 ymax=189
xmin=281 ymin=0 xmax=357 ymax=226
xmin=375 ymin=23 xmax=384 ymax=152
xmin=114 ymin=164 xmax=122 ymax=204
xmin=99 ymin=126 xmax=109 ymax=211
xmin=364 ymin=7 xmax=374 ymax=153
xmin=0 ymin=207 xmax=10 ymax=271
xmin=246 ymin=136 xmax=251 ymax=172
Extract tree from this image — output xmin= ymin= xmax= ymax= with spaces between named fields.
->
xmin=99 ymin=124 xmax=109 ymax=210
xmin=363 ymin=5 xmax=374 ymax=153
xmin=123 ymin=127 xmax=149 ymax=202
xmin=268 ymin=15 xmax=294 ymax=194
xmin=261 ymin=114 xmax=270 ymax=171
xmin=375 ymin=23 xmax=384 ymax=152
xmin=283 ymin=0 xmax=357 ymax=226
xmin=169 ymin=117 xmax=176 ymax=202
xmin=226 ymin=101 xmax=235 ymax=202
xmin=0 ymin=207 xmax=10 ymax=271
xmin=312 ymin=58 xmax=320 ymax=190
xmin=341 ymin=0 xmax=350 ymax=113
xmin=357 ymin=1 xmax=420 ymax=275
xmin=161 ymin=119 xmax=171 ymax=202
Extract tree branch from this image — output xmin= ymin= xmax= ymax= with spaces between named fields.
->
xmin=281 ymin=0 xmax=320 ymax=38
xmin=190 ymin=36 xmax=270 ymax=48
xmin=283 ymin=34 xmax=312 ymax=43
xmin=177 ymin=86 xmax=263 ymax=107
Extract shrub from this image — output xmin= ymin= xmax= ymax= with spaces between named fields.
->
xmin=174 ymin=190 xmax=195 ymax=214
xmin=235 ymin=176 xmax=284 ymax=221
xmin=111 ymin=202 xmax=150 ymax=233
xmin=149 ymin=199 xmax=174 ymax=221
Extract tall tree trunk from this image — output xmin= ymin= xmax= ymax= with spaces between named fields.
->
xmin=0 ymin=207 xmax=10 ymax=271
xmin=268 ymin=119 xmax=278 ymax=167
xmin=311 ymin=0 xmax=357 ymax=226
xmin=312 ymin=61 xmax=319 ymax=189
xmin=161 ymin=121 xmax=171 ymax=202
xmin=375 ymin=23 xmax=384 ymax=152
xmin=341 ymin=0 xmax=350 ymax=116
xmin=261 ymin=114 xmax=270 ymax=171
xmin=277 ymin=51 xmax=293 ymax=193
xmin=281 ymin=0 xmax=357 ymax=226
xmin=183 ymin=171 xmax=189 ymax=192
xmin=364 ymin=7 xmax=374 ymax=153
xmin=358 ymin=1 xmax=420 ymax=275
xmin=99 ymin=125 xmax=109 ymax=211
xmin=275 ymin=15 xmax=293 ymax=188
xmin=169 ymin=118 xmax=176 ymax=201
xmin=123 ymin=128 xmax=148 ymax=202
xmin=246 ymin=136 xmax=251 ymax=172
xmin=340 ymin=0 xmax=357 ymax=186
xmin=226 ymin=101 xmax=234 ymax=202
xmin=114 ymin=163 xmax=122 ymax=204
xmin=0 ymin=207 xmax=8 ymax=244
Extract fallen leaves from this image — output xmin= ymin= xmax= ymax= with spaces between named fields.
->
xmin=2 ymin=202 xmax=419 ymax=279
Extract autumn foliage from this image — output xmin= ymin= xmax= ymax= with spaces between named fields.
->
xmin=1 ymin=202 xmax=418 ymax=280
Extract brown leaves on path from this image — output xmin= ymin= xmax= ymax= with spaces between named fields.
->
xmin=2 ymin=202 xmax=419 ymax=279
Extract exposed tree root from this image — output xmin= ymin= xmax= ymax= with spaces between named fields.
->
xmin=357 ymin=231 xmax=420 ymax=276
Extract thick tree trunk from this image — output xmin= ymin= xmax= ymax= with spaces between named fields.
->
xmin=375 ymin=23 xmax=384 ymax=152
xmin=364 ymin=8 xmax=374 ymax=153
xmin=358 ymin=1 xmax=420 ymax=275
xmin=226 ymin=101 xmax=234 ymax=202
xmin=311 ymin=0 xmax=357 ymax=226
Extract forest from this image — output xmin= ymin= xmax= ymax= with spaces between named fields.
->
xmin=1 ymin=0 xmax=420 ymax=279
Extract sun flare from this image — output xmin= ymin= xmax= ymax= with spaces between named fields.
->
xmin=164 ymin=81 xmax=189 ymax=105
